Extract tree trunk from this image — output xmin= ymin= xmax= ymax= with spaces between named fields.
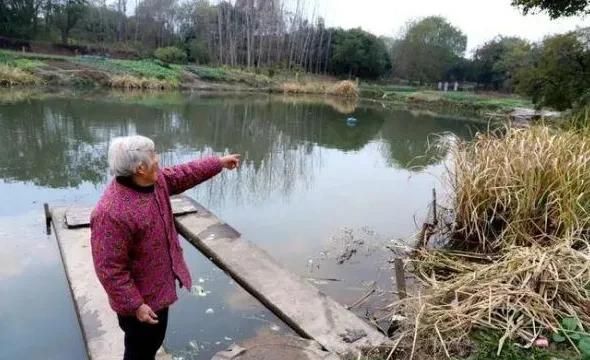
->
xmin=217 ymin=6 xmax=224 ymax=64
xmin=61 ymin=28 xmax=68 ymax=44
xmin=246 ymin=5 xmax=252 ymax=68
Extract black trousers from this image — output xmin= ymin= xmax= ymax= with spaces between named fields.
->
xmin=117 ymin=307 xmax=169 ymax=360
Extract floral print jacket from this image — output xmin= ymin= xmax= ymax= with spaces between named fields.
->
xmin=90 ymin=157 xmax=222 ymax=315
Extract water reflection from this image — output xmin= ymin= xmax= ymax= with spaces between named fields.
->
xmin=0 ymin=92 xmax=478 ymax=194
xmin=378 ymin=109 xmax=477 ymax=170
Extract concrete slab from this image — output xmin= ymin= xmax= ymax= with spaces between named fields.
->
xmin=211 ymin=332 xmax=341 ymax=360
xmin=51 ymin=195 xmax=391 ymax=359
xmin=174 ymin=197 xmax=392 ymax=357
xmin=63 ymin=196 xmax=197 ymax=228
xmin=51 ymin=207 xmax=171 ymax=360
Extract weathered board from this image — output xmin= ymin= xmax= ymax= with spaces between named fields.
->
xmin=63 ymin=196 xmax=197 ymax=228
xmin=51 ymin=207 xmax=171 ymax=360
xmin=174 ymin=197 xmax=392 ymax=356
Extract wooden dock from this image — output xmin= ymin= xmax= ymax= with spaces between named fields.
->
xmin=50 ymin=195 xmax=391 ymax=359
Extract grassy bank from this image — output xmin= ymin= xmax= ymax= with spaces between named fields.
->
xmin=360 ymin=83 xmax=532 ymax=115
xmin=0 ymin=49 xmax=532 ymax=116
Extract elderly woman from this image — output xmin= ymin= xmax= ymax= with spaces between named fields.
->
xmin=91 ymin=135 xmax=239 ymax=360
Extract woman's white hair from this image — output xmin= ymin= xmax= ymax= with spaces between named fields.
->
xmin=108 ymin=135 xmax=155 ymax=177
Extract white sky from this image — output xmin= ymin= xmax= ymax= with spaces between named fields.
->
xmin=316 ymin=0 xmax=589 ymax=54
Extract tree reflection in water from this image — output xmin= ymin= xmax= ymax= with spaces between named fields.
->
xmin=0 ymin=92 xmax=483 ymax=206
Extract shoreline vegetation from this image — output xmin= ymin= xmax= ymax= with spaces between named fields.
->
xmin=0 ymin=49 xmax=534 ymax=117
xmin=384 ymin=116 xmax=590 ymax=360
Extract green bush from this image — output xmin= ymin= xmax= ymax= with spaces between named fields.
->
xmin=188 ymin=39 xmax=210 ymax=65
xmin=154 ymin=47 xmax=187 ymax=64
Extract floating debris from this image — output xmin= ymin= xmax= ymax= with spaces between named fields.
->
xmin=270 ymin=324 xmax=281 ymax=332
xmin=315 ymin=227 xmax=383 ymax=266
xmin=336 ymin=248 xmax=357 ymax=264
xmin=198 ymin=278 xmax=205 ymax=283
xmin=189 ymin=340 xmax=199 ymax=349
xmin=224 ymin=336 xmax=233 ymax=341
xmin=205 ymin=308 xmax=215 ymax=314
xmin=305 ymin=277 xmax=342 ymax=286
xmin=190 ymin=285 xmax=210 ymax=297
xmin=346 ymin=117 xmax=358 ymax=127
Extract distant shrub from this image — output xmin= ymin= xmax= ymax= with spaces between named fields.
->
xmin=188 ymin=40 xmax=210 ymax=64
xmin=154 ymin=47 xmax=187 ymax=64
xmin=267 ymin=68 xmax=275 ymax=78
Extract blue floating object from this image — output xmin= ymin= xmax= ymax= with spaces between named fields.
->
xmin=346 ymin=117 xmax=358 ymax=126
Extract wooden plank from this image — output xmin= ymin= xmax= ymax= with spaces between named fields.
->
xmin=51 ymin=207 xmax=171 ymax=360
xmin=174 ymin=197 xmax=392 ymax=356
xmin=64 ymin=196 xmax=198 ymax=228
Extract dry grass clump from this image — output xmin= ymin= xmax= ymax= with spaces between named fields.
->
xmin=390 ymin=126 xmax=590 ymax=358
xmin=279 ymin=81 xmax=327 ymax=94
xmin=329 ymin=80 xmax=359 ymax=98
xmin=279 ymin=80 xmax=359 ymax=98
xmin=109 ymin=74 xmax=175 ymax=90
xmin=401 ymin=243 xmax=590 ymax=356
xmin=0 ymin=64 xmax=42 ymax=86
xmin=450 ymin=126 xmax=590 ymax=253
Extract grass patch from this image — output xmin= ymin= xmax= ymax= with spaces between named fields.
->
xmin=468 ymin=331 xmax=577 ymax=360
xmin=360 ymin=87 xmax=532 ymax=112
xmin=0 ymin=51 xmax=44 ymax=70
xmin=564 ymin=105 xmax=590 ymax=130
xmin=77 ymin=57 xmax=181 ymax=82
xmin=0 ymin=49 xmax=70 ymax=62
xmin=279 ymin=80 xmax=359 ymax=98
xmin=279 ymin=81 xmax=328 ymax=94
xmin=441 ymin=91 xmax=532 ymax=108
xmin=186 ymin=65 xmax=272 ymax=86
xmin=188 ymin=66 xmax=228 ymax=81
xmin=0 ymin=64 xmax=42 ymax=86
xmin=109 ymin=74 xmax=176 ymax=90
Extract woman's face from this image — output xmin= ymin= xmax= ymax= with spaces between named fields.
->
xmin=136 ymin=151 xmax=160 ymax=184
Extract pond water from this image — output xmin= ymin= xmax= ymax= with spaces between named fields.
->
xmin=0 ymin=90 xmax=485 ymax=359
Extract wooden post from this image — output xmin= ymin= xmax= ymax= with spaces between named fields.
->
xmin=394 ymin=258 xmax=407 ymax=299
xmin=44 ymin=203 xmax=52 ymax=235
xmin=432 ymin=188 xmax=437 ymax=226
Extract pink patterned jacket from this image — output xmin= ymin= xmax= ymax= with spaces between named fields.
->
xmin=90 ymin=157 xmax=223 ymax=315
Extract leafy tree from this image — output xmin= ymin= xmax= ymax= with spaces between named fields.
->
xmin=447 ymin=57 xmax=477 ymax=83
xmin=73 ymin=5 xmax=121 ymax=44
xmin=515 ymin=31 xmax=590 ymax=110
xmin=473 ymin=36 xmax=531 ymax=91
xmin=52 ymin=0 xmax=88 ymax=44
xmin=328 ymin=28 xmax=391 ymax=79
xmin=392 ymin=16 xmax=467 ymax=84
xmin=0 ymin=0 xmax=44 ymax=38
xmin=512 ymin=0 xmax=590 ymax=18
